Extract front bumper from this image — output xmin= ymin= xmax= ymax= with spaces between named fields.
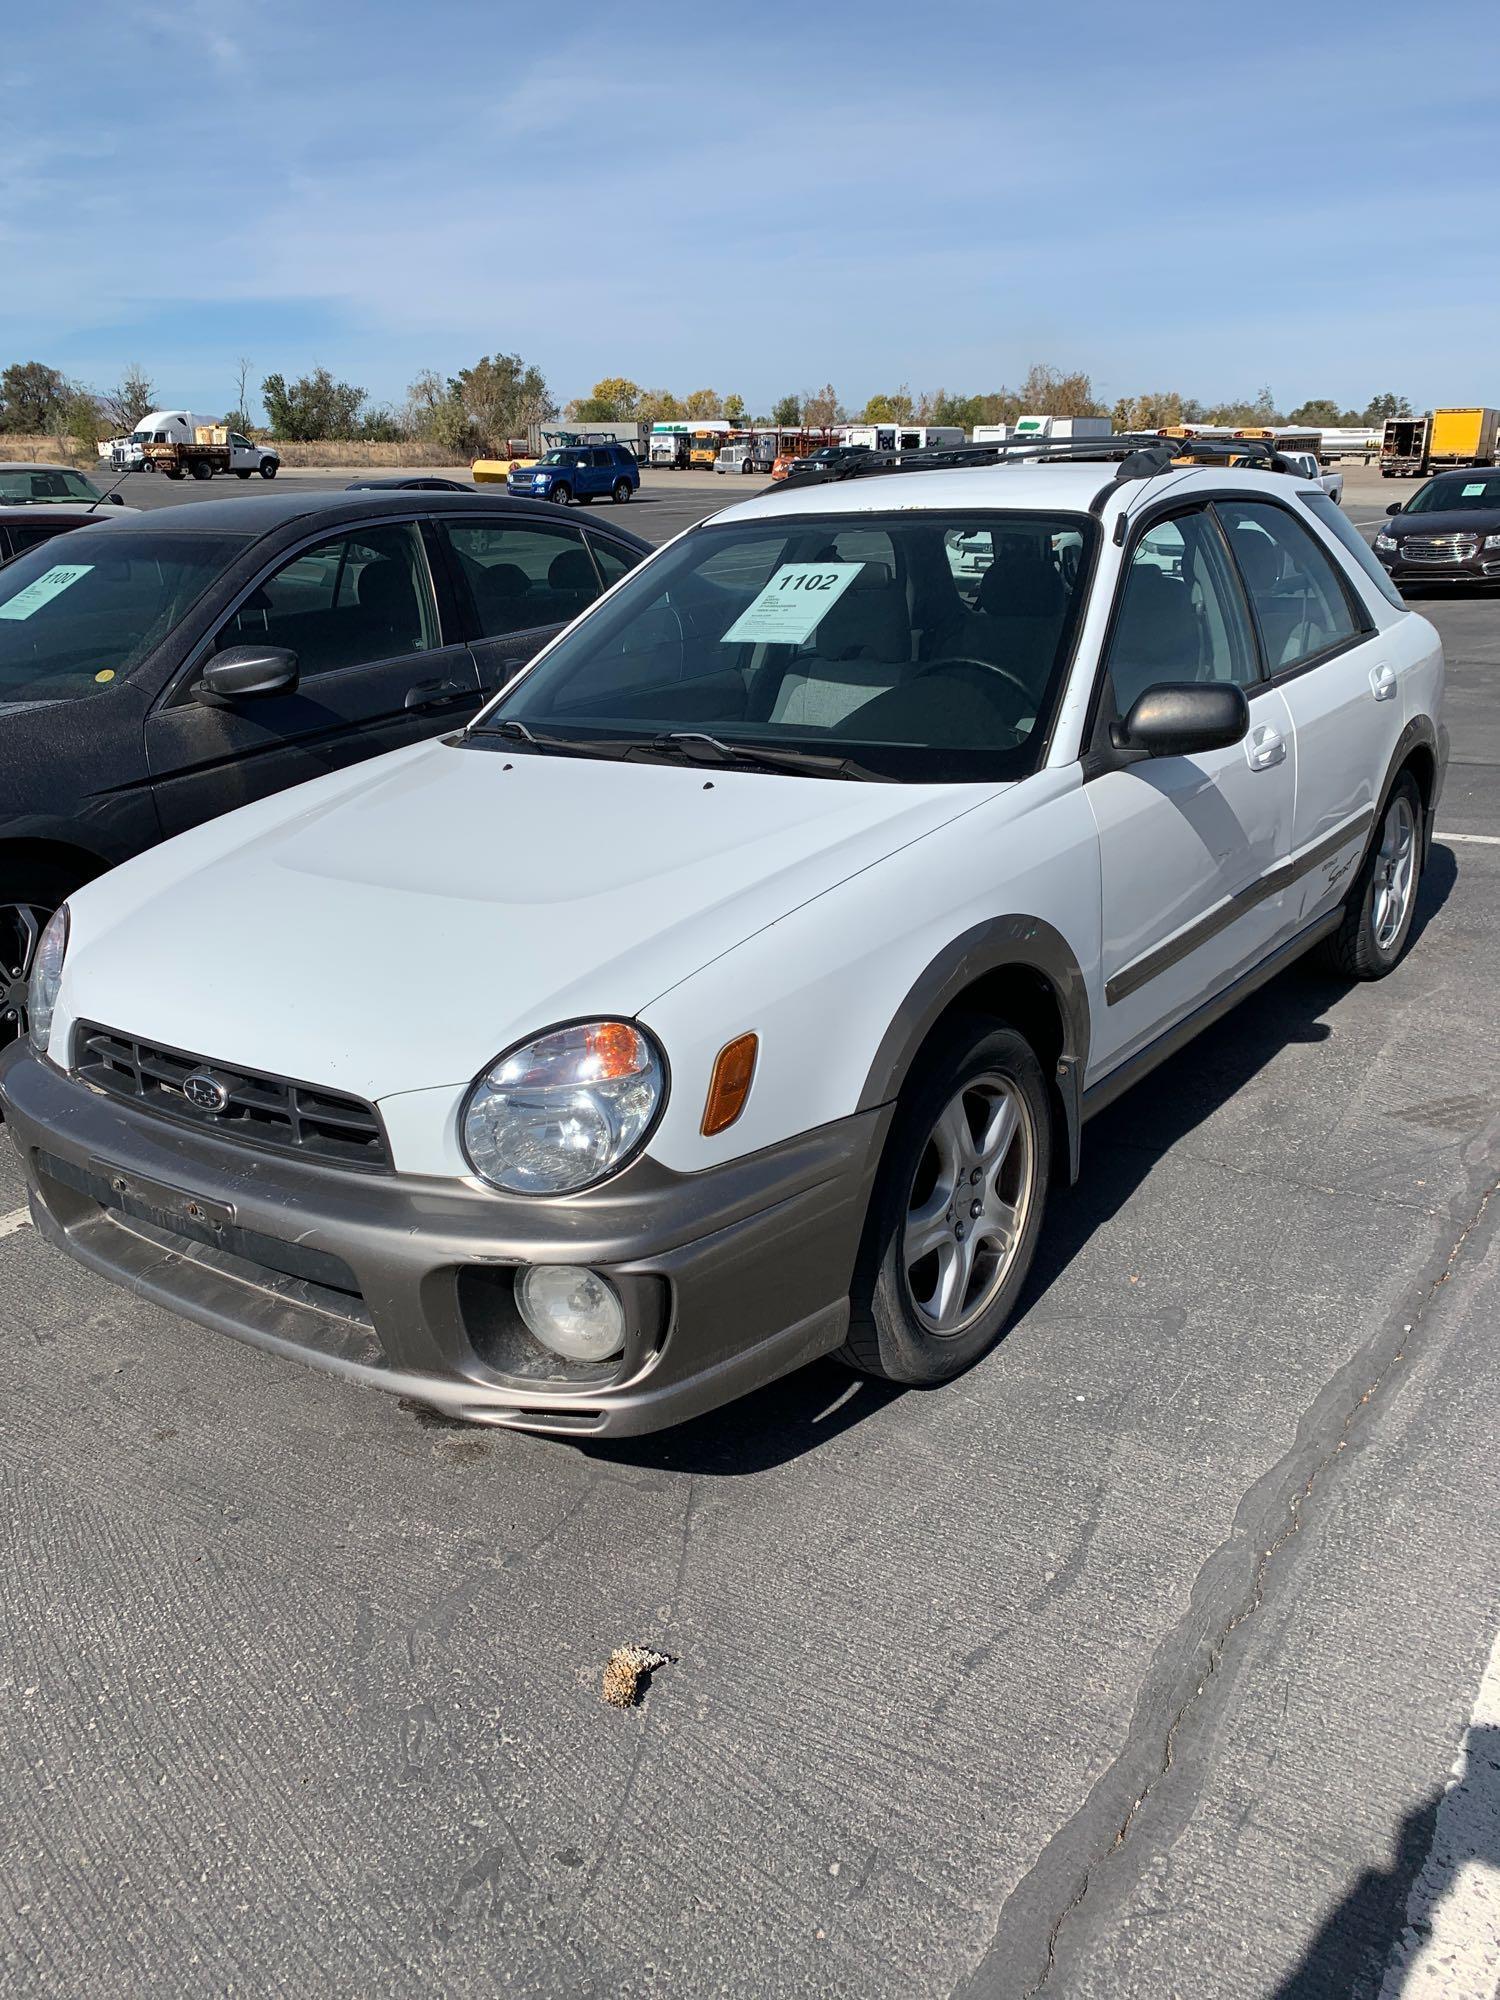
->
xmin=0 ymin=1044 xmax=887 ymax=1437
xmin=1379 ymin=547 xmax=1500 ymax=584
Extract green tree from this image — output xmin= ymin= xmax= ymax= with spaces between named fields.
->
xmin=682 ymin=387 xmax=722 ymax=419
xmin=1361 ymin=391 xmax=1412 ymax=424
xmin=635 ymin=389 xmax=681 ymax=427
xmin=862 ymin=387 xmax=915 ymax=422
xmin=262 ymin=366 xmax=367 ymax=440
xmin=771 ymin=393 xmax=801 ymax=427
xmin=451 ymin=352 xmax=556 ymax=451
xmin=0 ymin=360 xmax=67 ymax=433
xmin=1286 ymin=397 xmax=1343 ymax=427
xmin=722 ymin=392 xmax=747 ymax=425
xmin=1112 ymin=389 xmax=1187 ymax=432
xmin=58 ymin=383 xmax=107 ymax=453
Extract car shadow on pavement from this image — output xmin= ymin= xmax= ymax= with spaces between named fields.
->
xmin=1271 ymin=1719 xmax=1500 ymax=1998
xmin=588 ymin=850 xmax=1457 ymax=1479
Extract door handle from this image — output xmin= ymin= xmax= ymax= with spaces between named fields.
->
xmin=1246 ymin=723 xmax=1286 ymax=771
xmin=1369 ymin=663 xmax=1398 ymax=702
xmin=404 ymin=676 xmax=471 ymax=710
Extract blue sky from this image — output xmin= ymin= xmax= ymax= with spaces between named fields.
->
xmin=2 ymin=0 xmax=1496 ymax=421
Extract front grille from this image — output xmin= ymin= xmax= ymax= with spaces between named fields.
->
xmin=73 ymin=1023 xmax=390 ymax=1171
xmin=1402 ymin=534 xmax=1479 ymax=564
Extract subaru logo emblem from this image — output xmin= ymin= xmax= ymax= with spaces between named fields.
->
xmin=182 ymin=1071 xmax=229 ymax=1113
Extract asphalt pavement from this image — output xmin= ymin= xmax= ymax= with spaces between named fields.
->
xmin=3 ymin=465 xmax=1498 ymax=1998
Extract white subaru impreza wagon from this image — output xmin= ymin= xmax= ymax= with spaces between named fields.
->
xmin=1 ymin=438 xmax=1446 ymax=1436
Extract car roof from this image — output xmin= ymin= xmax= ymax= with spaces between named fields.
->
xmin=717 ymin=459 xmax=1322 ymax=525
xmin=86 ymin=487 xmax=652 ymax=544
xmin=0 ymin=461 xmax=91 ymax=476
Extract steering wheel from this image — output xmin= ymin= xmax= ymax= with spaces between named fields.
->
xmin=912 ymin=654 xmax=1036 ymax=722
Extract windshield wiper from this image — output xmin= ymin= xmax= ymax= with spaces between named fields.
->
xmin=652 ymin=730 xmax=885 ymax=781
xmin=471 ymin=716 xmax=634 ymax=760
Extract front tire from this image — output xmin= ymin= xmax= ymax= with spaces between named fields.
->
xmin=551 ymin=483 xmax=572 ymax=505
xmin=1322 ymin=773 xmax=1423 ymax=979
xmin=259 ymin=460 xmax=277 ymax=479
xmin=841 ymin=1019 xmax=1051 ymax=1386
xmin=0 ymin=861 xmax=84 ymax=1058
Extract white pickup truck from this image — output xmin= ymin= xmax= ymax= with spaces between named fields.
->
xmin=1282 ymin=450 xmax=1344 ymax=504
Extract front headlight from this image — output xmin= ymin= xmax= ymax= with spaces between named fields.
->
xmin=1484 ymin=534 xmax=1500 ymax=550
xmin=462 ymin=1021 xmax=665 ymax=1194
xmin=28 ymin=903 xmax=69 ymax=1054
xmin=1374 ymin=533 xmax=1397 ymax=553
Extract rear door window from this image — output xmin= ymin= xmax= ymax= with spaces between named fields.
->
xmin=439 ymin=519 xmax=600 ymax=637
xmin=1216 ymin=500 xmax=1365 ymax=671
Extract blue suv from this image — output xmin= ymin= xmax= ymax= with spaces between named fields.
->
xmin=509 ymin=442 xmax=640 ymax=507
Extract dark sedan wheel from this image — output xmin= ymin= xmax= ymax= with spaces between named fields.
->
xmin=0 ymin=866 xmax=78 ymax=1057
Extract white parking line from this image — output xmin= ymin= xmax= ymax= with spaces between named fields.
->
xmin=1442 ymin=833 xmax=1500 ymax=847
xmin=0 ymin=1205 xmax=32 ymax=1238
xmin=1378 ymin=1625 xmax=1500 ymax=1996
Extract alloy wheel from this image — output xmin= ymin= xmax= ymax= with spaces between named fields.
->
xmin=1372 ymin=793 xmax=1417 ymax=951
xmin=902 ymin=1073 xmax=1036 ymax=1336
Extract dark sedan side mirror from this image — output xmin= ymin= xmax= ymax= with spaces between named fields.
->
xmin=1113 ymin=681 xmax=1250 ymax=758
xmin=1386 ymin=501 xmax=1402 ymax=516
xmin=195 ymin=645 xmax=300 ymax=702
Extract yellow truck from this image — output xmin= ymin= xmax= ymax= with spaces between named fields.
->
xmin=1429 ymin=407 xmax=1499 ymax=466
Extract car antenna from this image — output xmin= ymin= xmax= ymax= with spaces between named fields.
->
xmin=86 ymin=465 xmax=133 ymax=513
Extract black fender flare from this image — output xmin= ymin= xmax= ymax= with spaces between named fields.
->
xmin=1372 ymin=713 xmax=1442 ymax=868
xmin=856 ymin=916 xmax=1091 ymax=1181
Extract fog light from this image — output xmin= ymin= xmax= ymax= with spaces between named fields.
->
xmin=515 ymin=1265 xmax=626 ymax=1362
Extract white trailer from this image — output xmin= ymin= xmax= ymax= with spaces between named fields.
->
xmin=840 ymin=424 xmax=966 ymax=452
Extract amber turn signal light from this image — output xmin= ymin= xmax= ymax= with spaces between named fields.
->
xmin=701 ymin=1032 xmax=758 ymax=1136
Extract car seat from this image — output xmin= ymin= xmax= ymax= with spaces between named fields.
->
xmin=764 ymin=563 xmax=915 ymax=727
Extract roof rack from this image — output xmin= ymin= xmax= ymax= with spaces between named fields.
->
xmin=778 ymin=431 xmax=1295 ymax=500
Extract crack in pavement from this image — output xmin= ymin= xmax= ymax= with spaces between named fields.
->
xmin=956 ymin=1140 xmax=1500 ymax=2000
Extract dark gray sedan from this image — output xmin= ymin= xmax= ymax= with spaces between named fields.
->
xmin=1374 ymin=467 xmax=1500 ymax=586
xmin=0 ymin=488 xmax=647 ymax=1049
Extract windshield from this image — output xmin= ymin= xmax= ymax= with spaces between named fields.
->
xmin=478 ymin=510 xmax=1093 ymax=782
xmin=1406 ymin=472 xmax=1500 ymax=513
xmin=0 ymin=531 xmax=247 ymax=705
xmin=537 ymin=451 xmax=583 ymax=468
xmin=0 ymin=467 xmax=104 ymax=504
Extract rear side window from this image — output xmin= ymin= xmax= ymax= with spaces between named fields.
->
xmin=212 ymin=522 xmax=439 ymax=675
xmin=1302 ymin=492 xmax=1405 ymax=608
xmin=587 ymin=537 xmax=641 ymax=589
xmin=440 ymin=520 xmax=600 ymax=637
xmin=1217 ymin=500 xmax=1364 ymax=671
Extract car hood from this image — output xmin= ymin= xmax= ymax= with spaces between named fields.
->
xmin=1390 ymin=507 xmax=1500 ymax=535
xmin=61 ymin=738 xmax=1000 ymax=1103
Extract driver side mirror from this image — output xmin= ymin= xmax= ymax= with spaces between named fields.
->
xmin=1385 ymin=501 xmax=1403 ymax=515
xmin=195 ymin=645 xmax=300 ymax=703
xmin=1112 ymin=681 xmax=1249 ymax=758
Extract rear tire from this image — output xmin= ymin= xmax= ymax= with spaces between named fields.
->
xmin=840 ymin=1018 xmax=1051 ymax=1386
xmin=612 ymin=478 xmax=632 ymax=503
xmin=190 ymin=459 xmax=211 ymax=481
xmin=1321 ymin=772 xmax=1423 ymax=980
